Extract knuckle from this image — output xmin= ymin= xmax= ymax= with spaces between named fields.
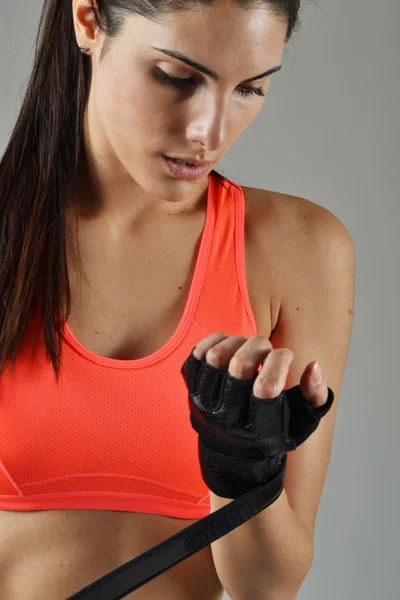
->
xmin=206 ymin=348 xmax=224 ymax=364
xmin=253 ymin=335 xmax=273 ymax=350
xmin=229 ymin=357 xmax=253 ymax=377
xmin=197 ymin=332 xmax=227 ymax=350
xmin=273 ymin=348 xmax=294 ymax=361
xmin=257 ymin=376 xmax=280 ymax=397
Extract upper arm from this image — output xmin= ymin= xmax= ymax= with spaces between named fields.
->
xmin=269 ymin=196 xmax=355 ymax=544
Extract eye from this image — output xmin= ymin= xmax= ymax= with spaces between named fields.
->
xmin=154 ymin=67 xmax=266 ymax=98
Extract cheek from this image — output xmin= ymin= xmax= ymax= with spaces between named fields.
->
xmin=95 ymin=69 xmax=172 ymax=151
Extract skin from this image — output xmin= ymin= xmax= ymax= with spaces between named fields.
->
xmin=71 ymin=0 xmax=288 ymax=230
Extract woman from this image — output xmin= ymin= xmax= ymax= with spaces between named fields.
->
xmin=0 ymin=0 xmax=354 ymax=598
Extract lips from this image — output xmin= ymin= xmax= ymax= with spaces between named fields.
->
xmin=162 ymin=155 xmax=211 ymax=181
xmin=165 ymin=156 xmax=211 ymax=167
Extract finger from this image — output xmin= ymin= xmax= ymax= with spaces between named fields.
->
xmin=299 ymin=361 xmax=329 ymax=407
xmin=226 ymin=336 xmax=273 ymax=379
xmin=253 ymin=348 xmax=294 ymax=400
xmin=194 ymin=334 xmax=261 ymax=374
xmin=192 ymin=332 xmax=231 ymax=360
xmin=200 ymin=335 xmax=273 ymax=381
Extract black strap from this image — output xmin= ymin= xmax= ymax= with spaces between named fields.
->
xmin=66 ymin=455 xmax=287 ymax=599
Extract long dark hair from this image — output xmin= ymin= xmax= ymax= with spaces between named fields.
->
xmin=0 ymin=0 xmax=303 ymax=383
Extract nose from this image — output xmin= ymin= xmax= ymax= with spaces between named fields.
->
xmin=186 ymin=95 xmax=228 ymax=153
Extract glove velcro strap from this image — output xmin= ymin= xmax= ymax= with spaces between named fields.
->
xmin=198 ymin=436 xmax=284 ymax=498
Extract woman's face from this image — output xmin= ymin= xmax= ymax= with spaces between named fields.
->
xmin=73 ymin=0 xmax=287 ymax=219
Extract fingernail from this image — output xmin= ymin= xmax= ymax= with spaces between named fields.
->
xmin=311 ymin=361 xmax=323 ymax=385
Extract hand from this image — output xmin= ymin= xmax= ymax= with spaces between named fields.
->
xmin=192 ymin=332 xmax=329 ymax=409
xmin=181 ymin=332 xmax=334 ymax=498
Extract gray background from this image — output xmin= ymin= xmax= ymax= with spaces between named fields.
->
xmin=0 ymin=1 xmax=399 ymax=598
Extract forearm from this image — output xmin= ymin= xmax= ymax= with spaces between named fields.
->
xmin=209 ymin=487 xmax=313 ymax=600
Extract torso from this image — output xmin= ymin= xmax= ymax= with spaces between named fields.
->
xmin=0 ymin=184 xmax=300 ymax=599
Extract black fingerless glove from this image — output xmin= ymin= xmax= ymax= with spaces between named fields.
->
xmin=181 ymin=348 xmax=335 ymax=499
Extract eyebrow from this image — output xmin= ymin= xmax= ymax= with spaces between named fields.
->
xmin=150 ymin=46 xmax=282 ymax=83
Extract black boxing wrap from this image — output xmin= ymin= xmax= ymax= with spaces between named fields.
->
xmin=181 ymin=348 xmax=335 ymax=499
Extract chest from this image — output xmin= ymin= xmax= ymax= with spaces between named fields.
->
xmin=64 ymin=186 xmax=281 ymax=361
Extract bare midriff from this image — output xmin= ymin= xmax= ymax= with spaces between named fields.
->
xmin=0 ymin=509 xmax=225 ymax=599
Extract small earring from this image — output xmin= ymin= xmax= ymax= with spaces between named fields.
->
xmin=79 ymin=47 xmax=89 ymax=53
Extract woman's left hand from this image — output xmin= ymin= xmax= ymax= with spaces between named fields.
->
xmin=193 ymin=332 xmax=329 ymax=408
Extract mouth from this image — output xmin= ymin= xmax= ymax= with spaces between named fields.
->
xmin=162 ymin=155 xmax=212 ymax=181
xmin=164 ymin=156 xmax=211 ymax=167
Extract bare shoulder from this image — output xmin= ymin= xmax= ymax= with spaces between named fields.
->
xmin=243 ymin=184 xmax=347 ymax=250
xmin=242 ymin=185 xmax=351 ymax=321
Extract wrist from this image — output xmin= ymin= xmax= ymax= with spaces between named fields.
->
xmin=198 ymin=437 xmax=286 ymax=498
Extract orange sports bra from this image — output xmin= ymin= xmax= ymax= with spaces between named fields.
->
xmin=0 ymin=173 xmax=260 ymax=520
